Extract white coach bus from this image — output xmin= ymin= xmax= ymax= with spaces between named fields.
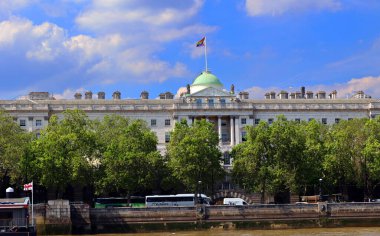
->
xmin=145 ymin=194 xmax=211 ymax=207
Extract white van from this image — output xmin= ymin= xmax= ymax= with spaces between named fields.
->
xmin=223 ymin=198 xmax=248 ymax=206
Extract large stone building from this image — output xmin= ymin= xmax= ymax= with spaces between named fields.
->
xmin=1 ymin=71 xmax=380 ymax=174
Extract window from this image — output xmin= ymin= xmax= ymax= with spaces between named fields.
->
xmin=165 ymin=132 xmax=170 ymax=143
xmin=295 ymin=118 xmax=301 ymax=123
xmin=254 ymin=119 xmax=260 ymax=125
xmin=220 ymin=98 xmax=226 ymax=104
xmin=196 ymin=99 xmax=202 ymax=105
xmin=208 ymin=99 xmax=214 ymax=105
xmin=308 ymin=118 xmax=314 ymax=122
xmin=151 ymin=119 xmax=157 ymax=126
xmin=36 ymin=119 xmax=42 ymax=126
xmin=222 ymin=133 xmax=228 ymax=142
xmin=335 ymin=118 xmax=340 ymax=124
xmin=322 ymin=118 xmax=327 ymax=125
xmin=242 ymin=131 xmax=247 ymax=142
xmin=268 ymin=118 xmax=273 ymax=124
xmin=19 ymin=119 xmax=26 ymax=127
xmin=165 ymin=119 xmax=171 ymax=126
xmin=221 ymin=120 xmax=227 ymax=126
xmin=223 ymin=152 xmax=231 ymax=165
xmin=348 ymin=118 xmax=353 ymax=121
xmin=241 ymin=118 xmax=247 ymax=125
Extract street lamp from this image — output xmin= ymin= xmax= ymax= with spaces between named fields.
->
xmin=198 ymin=181 xmax=202 ymax=204
xmin=319 ymin=178 xmax=323 ymax=201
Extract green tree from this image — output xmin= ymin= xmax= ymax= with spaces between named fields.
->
xmin=323 ymin=118 xmax=367 ymax=199
xmin=0 ymin=111 xmax=31 ymax=191
xmin=166 ymin=119 xmax=224 ymax=194
xmin=361 ymin=117 xmax=380 ymax=199
xmin=95 ymin=115 xmax=163 ymax=196
xmin=31 ymin=110 xmax=98 ymax=198
xmin=298 ymin=120 xmax=327 ymax=196
xmin=231 ymin=121 xmax=273 ymax=203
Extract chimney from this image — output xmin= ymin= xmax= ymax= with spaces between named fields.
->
xmin=85 ymin=91 xmax=93 ymax=99
xmin=112 ymin=91 xmax=121 ymax=100
xmin=97 ymin=92 xmax=105 ymax=99
xmin=140 ymin=91 xmax=149 ymax=99
xmin=301 ymin=86 xmax=305 ymax=98
xmin=74 ymin=93 xmax=82 ymax=100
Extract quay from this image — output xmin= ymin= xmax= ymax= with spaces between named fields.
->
xmin=0 ymin=197 xmax=36 ymax=236
xmin=33 ymin=200 xmax=380 ymax=234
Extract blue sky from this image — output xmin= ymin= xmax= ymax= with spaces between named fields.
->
xmin=1 ymin=0 xmax=380 ymax=99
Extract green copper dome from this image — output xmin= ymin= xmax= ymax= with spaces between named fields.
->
xmin=192 ymin=71 xmax=223 ymax=87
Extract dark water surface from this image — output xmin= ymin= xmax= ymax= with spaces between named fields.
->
xmin=66 ymin=227 xmax=380 ymax=236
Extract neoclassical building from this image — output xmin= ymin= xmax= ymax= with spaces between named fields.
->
xmin=1 ymin=71 xmax=380 ymax=172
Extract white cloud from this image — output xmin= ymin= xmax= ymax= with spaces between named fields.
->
xmin=0 ymin=0 xmax=33 ymax=17
xmin=53 ymin=88 xmax=86 ymax=99
xmin=245 ymin=76 xmax=380 ymax=99
xmin=245 ymin=0 xmax=341 ymax=16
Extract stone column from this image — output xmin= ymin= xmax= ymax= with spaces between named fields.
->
xmin=218 ymin=116 xmax=222 ymax=145
xmin=230 ymin=116 xmax=235 ymax=146
xmin=235 ymin=116 xmax=240 ymax=145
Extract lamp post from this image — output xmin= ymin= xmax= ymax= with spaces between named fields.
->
xmin=319 ymin=178 xmax=323 ymax=201
xmin=197 ymin=181 xmax=202 ymax=204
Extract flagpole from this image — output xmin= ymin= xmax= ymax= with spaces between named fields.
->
xmin=204 ymin=37 xmax=208 ymax=72
xmin=31 ymin=181 xmax=34 ymax=227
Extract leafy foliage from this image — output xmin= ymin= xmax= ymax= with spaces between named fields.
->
xmin=167 ymin=119 xmax=224 ymax=194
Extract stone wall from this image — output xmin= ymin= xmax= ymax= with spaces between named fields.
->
xmin=33 ymin=202 xmax=380 ymax=234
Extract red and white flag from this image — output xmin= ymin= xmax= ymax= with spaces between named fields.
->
xmin=23 ymin=182 xmax=33 ymax=191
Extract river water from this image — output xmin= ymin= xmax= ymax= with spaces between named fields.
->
xmin=72 ymin=227 xmax=380 ymax=236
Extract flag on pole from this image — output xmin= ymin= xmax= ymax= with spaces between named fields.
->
xmin=23 ymin=182 xmax=33 ymax=191
xmin=196 ymin=37 xmax=205 ymax=47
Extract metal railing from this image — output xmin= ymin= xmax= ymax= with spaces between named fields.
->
xmin=0 ymin=218 xmax=28 ymax=229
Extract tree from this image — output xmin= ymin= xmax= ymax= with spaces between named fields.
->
xmin=166 ymin=119 xmax=224 ymax=194
xmin=0 ymin=111 xmax=31 ymax=193
xmin=298 ymin=120 xmax=327 ymax=196
xmin=323 ymin=118 xmax=367 ymax=199
xmin=95 ymin=115 xmax=163 ymax=196
xmin=231 ymin=121 xmax=273 ymax=203
xmin=31 ymin=110 xmax=98 ymax=198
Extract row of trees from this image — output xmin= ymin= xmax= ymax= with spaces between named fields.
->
xmin=0 ymin=110 xmax=224 ymax=200
xmin=1 ymin=109 xmax=380 ymax=202
xmin=232 ymin=115 xmax=380 ymax=202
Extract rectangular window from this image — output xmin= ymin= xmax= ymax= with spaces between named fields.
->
xmin=223 ymin=152 xmax=231 ymax=165
xmin=322 ymin=118 xmax=327 ymax=125
xmin=36 ymin=119 xmax=42 ymax=126
xmin=222 ymin=133 xmax=228 ymax=142
xmin=254 ymin=119 xmax=260 ymax=125
xmin=268 ymin=118 xmax=273 ymax=124
xmin=196 ymin=99 xmax=202 ymax=104
xmin=165 ymin=119 xmax=171 ymax=126
xmin=242 ymin=131 xmax=247 ymax=142
xmin=19 ymin=119 xmax=26 ymax=127
xmin=308 ymin=118 xmax=314 ymax=122
xmin=165 ymin=132 xmax=170 ymax=143
xmin=208 ymin=99 xmax=214 ymax=105
xmin=335 ymin=118 xmax=340 ymax=124
xmin=151 ymin=119 xmax=156 ymax=126
xmin=295 ymin=118 xmax=301 ymax=123
xmin=348 ymin=118 xmax=353 ymax=121
xmin=220 ymin=98 xmax=226 ymax=104
xmin=241 ymin=118 xmax=247 ymax=125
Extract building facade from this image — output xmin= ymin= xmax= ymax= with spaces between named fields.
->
xmin=1 ymin=71 xmax=380 ymax=171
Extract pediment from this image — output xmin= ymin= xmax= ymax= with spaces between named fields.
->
xmin=189 ymin=87 xmax=234 ymax=97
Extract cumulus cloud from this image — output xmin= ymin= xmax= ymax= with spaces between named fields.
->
xmin=245 ymin=76 xmax=380 ymax=99
xmin=245 ymin=0 xmax=341 ymax=16
xmin=0 ymin=0 xmax=33 ymax=17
